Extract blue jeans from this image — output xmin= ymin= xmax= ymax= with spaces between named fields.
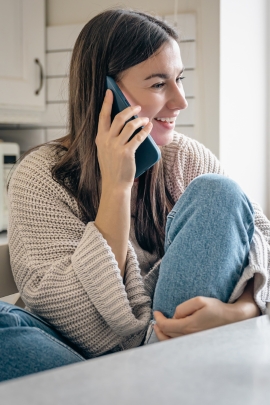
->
xmin=153 ymin=174 xmax=254 ymax=317
xmin=0 ymin=301 xmax=85 ymax=382
xmin=0 ymin=174 xmax=254 ymax=381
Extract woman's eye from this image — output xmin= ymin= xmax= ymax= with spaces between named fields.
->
xmin=152 ymin=82 xmax=165 ymax=89
xmin=177 ymin=76 xmax=185 ymax=83
xmin=151 ymin=77 xmax=185 ymax=89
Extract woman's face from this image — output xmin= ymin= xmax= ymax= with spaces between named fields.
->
xmin=117 ymin=39 xmax=188 ymax=146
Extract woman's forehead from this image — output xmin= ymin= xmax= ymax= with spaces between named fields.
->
xmin=123 ymin=40 xmax=183 ymax=80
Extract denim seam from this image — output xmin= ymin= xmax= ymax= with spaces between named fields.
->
xmin=167 ymin=227 xmax=174 ymax=246
xmin=35 ymin=329 xmax=85 ymax=361
xmin=0 ymin=306 xmax=21 ymax=327
xmin=18 ymin=309 xmax=51 ymax=328
xmin=14 ymin=313 xmax=21 ymax=327
xmin=234 ymin=220 xmax=254 ymax=278
xmin=246 ymin=220 xmax=255 ymax=243
xmin=166 ymin=215 xmax=176 ymax=246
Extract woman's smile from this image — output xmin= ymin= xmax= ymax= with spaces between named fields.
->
xmin=153 ymin=115 xmax=179 ymax=131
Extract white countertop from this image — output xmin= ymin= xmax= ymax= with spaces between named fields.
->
xmin=0 ymin=315 xmax=270 ymax=405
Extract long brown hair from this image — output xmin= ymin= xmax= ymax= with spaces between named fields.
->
xmin=53 ymin=9 xmax=178 ymax=256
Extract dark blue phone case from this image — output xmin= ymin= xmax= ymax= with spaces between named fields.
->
xmin=106 ymin=76 xmax=161 ymax=178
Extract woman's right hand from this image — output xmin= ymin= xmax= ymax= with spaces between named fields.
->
xmin=96 ymin=89 xmax=153 ymax=190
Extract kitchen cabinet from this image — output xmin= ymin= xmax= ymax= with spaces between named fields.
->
xmin=0 ymin=0 xmax=45 ymax=123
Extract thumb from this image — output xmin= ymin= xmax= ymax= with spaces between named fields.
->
xmin=153 ymin=310 xmax=168 ymax=324
xmin=173 ymin=297 xmax=206 ymax=319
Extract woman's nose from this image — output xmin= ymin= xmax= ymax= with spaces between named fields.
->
xmin=167 ymin=85 xmax=188 ymax=111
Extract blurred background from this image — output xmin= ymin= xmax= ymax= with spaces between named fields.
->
xmin=0 ymin=0 xmax=269 ymax=236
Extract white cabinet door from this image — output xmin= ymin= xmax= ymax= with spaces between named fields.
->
xmin=0 ymin=0 xmax=45 ymax=113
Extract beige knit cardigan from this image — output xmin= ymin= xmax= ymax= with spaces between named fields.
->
xmin=8 ymin=132 xmax=270 ymax=358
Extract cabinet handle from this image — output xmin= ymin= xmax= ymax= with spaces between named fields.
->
xmin=34 ymin=58 xmax=44 ymax=95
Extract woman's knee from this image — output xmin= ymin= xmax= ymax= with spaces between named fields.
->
xmin=172 ymin=174 xmax=254 ymax=228
xmin=187 ymin=174 xmax=253 ymax=214
xmin=166 ymin=174 xmax=254 ymax=249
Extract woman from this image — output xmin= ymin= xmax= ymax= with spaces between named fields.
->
xmin=1 ymin=8 xmax=269 ymax=381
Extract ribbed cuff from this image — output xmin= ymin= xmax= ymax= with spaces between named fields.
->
xmin=229 ymin=227 xmax=268 ymax=314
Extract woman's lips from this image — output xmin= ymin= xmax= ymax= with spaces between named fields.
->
xmin=154 ymin=118 xmax=176 ymax=130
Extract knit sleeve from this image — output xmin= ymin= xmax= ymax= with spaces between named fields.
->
xmin=8 ymin=147 xmax=151 ymax=357
xmin=163 ymin=132 xmax=225 ymax=201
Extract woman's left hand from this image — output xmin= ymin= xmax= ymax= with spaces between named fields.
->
xmin=153 ymin=296 xmax=245 ymax=341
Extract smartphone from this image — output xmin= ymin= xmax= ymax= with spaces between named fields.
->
xmin=106 ymin=76 xmax=161 ymax=178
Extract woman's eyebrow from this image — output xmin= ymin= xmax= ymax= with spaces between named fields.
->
xmin=144 ymin=68 xmax=185 ymax=81
xmin=144 ymin=73 xmax=170 ymax=80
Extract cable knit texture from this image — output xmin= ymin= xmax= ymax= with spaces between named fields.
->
xmin=8 ymin=132 xmax=270 ymax=358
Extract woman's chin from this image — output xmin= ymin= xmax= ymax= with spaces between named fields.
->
xmin=150 ymin=129 xmax=174 ymax=147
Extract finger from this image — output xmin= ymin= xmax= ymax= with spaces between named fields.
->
xmin=154 ymin=311 xmax=189 ymax=335
xmin=163 ymin=331 xmax=185 ymax=338
xmin=153 ymin=311 xmax=167 ymax=322
xmin=97 ymin=90 xmax=113 ymax=134
xmin=153 ymin=324 xmax=171 ymax=341
xmin=127 ymin=122 xmax=153 ymax=150
xmin=173 ymin=297 xmax=206 ymax=320
xmin=118 ymin=117 xmax=151 ymax=145
xmin=110 ymin=105 xmax=142 ymax=136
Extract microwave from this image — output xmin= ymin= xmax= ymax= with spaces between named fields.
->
xmin=0 ymin=142 xmax=20 ymax=232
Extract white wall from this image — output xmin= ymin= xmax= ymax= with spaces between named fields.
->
xmin=268 ymin=0 xmax=270 ymax=218
xmin=219 ymin=0 xmax=268 ymax=212
xmin=46 ymin=0 xmax=197 ymax=26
